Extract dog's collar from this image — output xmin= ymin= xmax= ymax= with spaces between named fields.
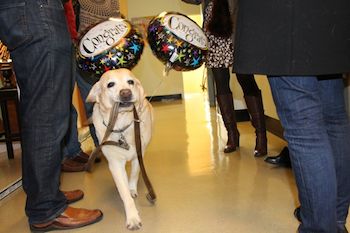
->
xmin=100 ymin=103 xmax=143 ymax=134
xmin=98 ymin=102 xmax=141 ymax=151
xmin=103 ymin=119 xmax=134 ymax=133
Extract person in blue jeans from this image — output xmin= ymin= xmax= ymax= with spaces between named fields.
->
xmin=61 ymin=0 xmax=120 ymax=172
xmin=0 ymin=0 xmax=103 ymax=231
xmin=61 ymin=0 xmax=108 ymax=172
xmin=269 ymin=75 xmax=350 ymax=233
xmin=62 ymin=69 xmax=100 ymax=172
xmin=233 ymin=0 xmax=350 ymax=232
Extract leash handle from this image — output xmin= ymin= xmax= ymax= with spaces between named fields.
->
xmin=133 ymin=106 xmax=157 ymax=203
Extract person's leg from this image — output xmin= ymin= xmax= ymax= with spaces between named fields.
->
xmin=63 ymin=47 xmax=82 ymax=159
xmin=212 ymin=67 xmax=239 ymax=153
xmin=318 ymin=75 xmax=350 ymax=229
xmin=61 ymin=103 xmax=88 ymax=172
xmin=236 ymin=74 xmax=267 ymax=156
xmin=60 ymin=42 xmax=87 ymax=172
xmin=236 ymin=73 xmax=260 ymax=96
xmin=0 ymin=0 xmax=71 ymax=224
xmin=268 ymin=76 xmax=337 ymax=233
xmin=63 ymin=104 xmax=82 ymax=158
xmin=75 ymin=70 xmax=99 ymax=146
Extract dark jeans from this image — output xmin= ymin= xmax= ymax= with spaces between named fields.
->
xmin=76 ymin=70 xmax=99 ymax=147
xmin=63 ymin=68 xmax=99 ymax=158
xmin=268 ymin=75 xmax=350 ymax=233
xmin=0 ymin=0 xmax=72 ymax=224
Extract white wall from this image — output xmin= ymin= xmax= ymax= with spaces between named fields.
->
xmin=255 ymin=75 xmax=279 ymax=119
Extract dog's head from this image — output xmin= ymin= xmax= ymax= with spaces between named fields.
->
xmin=86 ymin=69 xmax=145 ymax=112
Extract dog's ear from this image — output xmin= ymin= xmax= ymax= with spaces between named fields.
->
xmin=135 ymin=78 xmax=146 ymax=106
xmin=86 ymin=81 xmax=101 ymax=103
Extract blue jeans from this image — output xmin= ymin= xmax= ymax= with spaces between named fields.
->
xmin=63 ymin=68 xmax=99 ymax=158
xmin=0 ymin=0 xmax=71 ymax=224
xmin=76 ymin=70 xmax=99 ymax=147
xmin=268 ymin=75 xmax=350 ymax=233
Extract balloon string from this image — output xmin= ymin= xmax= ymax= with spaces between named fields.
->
xmin=163 ymin=63 xmax=172 ymax=77
xmin=163 ymin=50 xmax=178 ymax=76
xmin=147 ymin=77 xmax=166 ymax=103
xmin=151 ymin=49 xmax=178 ymax=101
xmin=200 ymin=67 xmax=207 ymax=92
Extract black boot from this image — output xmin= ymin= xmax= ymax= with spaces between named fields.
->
xmin=264 ymin=147 xmax=291 ymax=167
xmin=244 ymin=91 xmax=267 ymax=157
xmin=217 ymin=94 xmax=240 ymax=153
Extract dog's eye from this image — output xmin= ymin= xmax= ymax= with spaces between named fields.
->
xmin=127 ymin=80 xmax=134 ymax=85
xmin=107 ymin=82 xmax=115 ymax=88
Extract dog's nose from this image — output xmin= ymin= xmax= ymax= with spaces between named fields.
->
xmin=120 ymin=89 xmax=132 ymax=101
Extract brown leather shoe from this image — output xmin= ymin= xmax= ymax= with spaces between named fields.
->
xmin=61 ymin=159 xmax=87 ymax=172
xmin=71 ymin=151 xmax=90 ymax=163
xmin=71 ymin=151 xmax=102 ymax=164
xmin=63 ymin=190 xmax=84 ymax=204
xmin=30 ymin=206 xmax=103 ymax=232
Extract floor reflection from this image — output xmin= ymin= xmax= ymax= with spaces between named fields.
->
xmin=0 ymin=93 xmax=318 ymax=233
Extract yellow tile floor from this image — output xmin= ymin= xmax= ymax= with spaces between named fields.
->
xmin=1 ymin=93 xmax=344 ymax=233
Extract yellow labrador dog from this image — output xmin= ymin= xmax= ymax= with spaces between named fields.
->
xmin=86 ymin=69 xmax=153 ymax=230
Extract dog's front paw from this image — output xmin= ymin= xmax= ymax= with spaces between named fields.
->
xmin=126 ymin=215 xmax=142 ymax=230
xmin=130 ymin=189 xmax=138 ymax=198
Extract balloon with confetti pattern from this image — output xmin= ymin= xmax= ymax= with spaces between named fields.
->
xmin=76 ymin=18 xmax=144 ymax=81
xmin=147 ymin=12 xmax=208 ymax=75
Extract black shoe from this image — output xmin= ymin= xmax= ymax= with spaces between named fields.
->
xmin=294 ymin=206 xmax=301 ymax=222
xmin=264 ymin=147 xmax=291 ymax=167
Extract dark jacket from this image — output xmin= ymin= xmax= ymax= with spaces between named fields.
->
xmin=233 ymin=0 xmax=350 ymax=76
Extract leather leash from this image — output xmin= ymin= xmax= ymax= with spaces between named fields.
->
xmin=133 ymin=106 xmax=157 ymax=203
